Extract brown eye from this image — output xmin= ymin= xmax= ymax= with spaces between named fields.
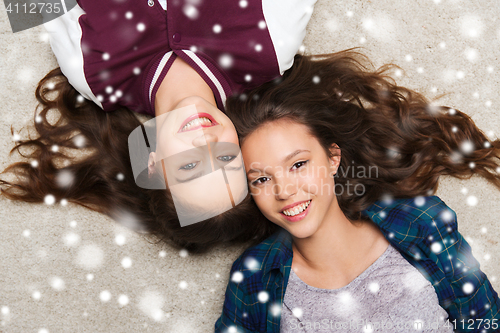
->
xmin=251 ymin=177 xmax=269 ymax=186
xmin=291 ymin=160 xmax=308 ymax=170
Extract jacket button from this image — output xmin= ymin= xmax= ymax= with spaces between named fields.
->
xmin=173 ymin=33 xmax=181 ymax=43
xmin=148 ymin=0 xmax=154 ymax=6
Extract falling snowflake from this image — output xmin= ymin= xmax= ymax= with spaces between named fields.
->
xmin=292 ymin=307 xmax=303 ymax=318
xmin=183 ymin=5 xmax=199 ymax=19
xmin=56 ymin=170 xmax=75 ymax=189
xmin=459 ymin=15 xmax=484 ymax=38
xmin=138 ymin=290 xmax=166 ymax=322
xmin=63 ymin=232 xmax=81 ymax=247
xmin=440 ymin=209 xmax=454 ymax=222
xmin=213 ymin=24 xmax=222 ymax=34
xmin=231 ymin=271 xmax=244 ymax=283
xmin=464 ymin=48 xmax=479 ymax=62
xmin=179 ymin=281 xmax=188 ymax=289
xmin=361 ymin=14 xmax=397 ymax=42
xmin=368 ymin=282 xmax=380 ymax=293
xmin=44 ymin=194 xmax=56 ymax=205
xmin=462 ymin=282 xmax=475 ymax=294
xmin=100 ymin=290 xmax=111 ymax=302
xmin=49 ymin=276 xmax=66 ymax=291
xmin=270 ymin=303 xmax=281 ymax=316
xmin=137 ymin=23 xmax=146 ymax=32
xmin=257 ymin=291 xmax=269 ymax=303
xmin=115 ymin=234 xmax=126 ymax=246
xmin=76 ymin=244 xmax=104 ymax=270
xmin=243 ymin=257 xmax=259 ymax=271
xmin=118 ymin=294 xmax=129 ymax=306
xmin=32 ymin=291 xmax=41 ymax=300
xmin=179 ymin=249 xmax=188 ymax=258
xmin=414 ymin=196 xmax=425 ymax=207
xmin=121 ymin=257 xmax=132 ymax=269
xmin=466 ymin=196 xmax=478 ymax=206
xmin=219 ymin=54 xmax=233 ymax=69
xmin=431 ymin=242 xmax=443 ymax=253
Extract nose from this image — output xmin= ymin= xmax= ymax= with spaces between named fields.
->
xmin=192 ymin=133 xmax=218 ymax=147
xmin=274 ymin=176 xmax=297 ymax=201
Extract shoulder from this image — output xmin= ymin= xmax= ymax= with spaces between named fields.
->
xmin=363 ymin=195 xmax=458 ymax=232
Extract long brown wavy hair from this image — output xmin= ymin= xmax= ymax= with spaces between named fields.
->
xmin=225 ymin=50 xmax=500 ymax=225
xmin=2 ymin=50 xmax=499 ymax=250
xmin=0 ymin=68 xmax=272 ymax=253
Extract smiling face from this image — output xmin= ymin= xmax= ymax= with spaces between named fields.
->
xmin=145 ymin=96 xmax=247 ymax=226
xmin=242 ymin=119 xmax=341 ymax=239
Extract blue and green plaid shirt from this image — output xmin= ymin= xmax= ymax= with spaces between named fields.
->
xmin=215 ymin=196 xmax=500 ymax=332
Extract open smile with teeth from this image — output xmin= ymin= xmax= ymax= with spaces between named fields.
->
xmin=181 ymin=117 xmax=213 ymax=132
xmin=282 ymin=200 xmax=312 ymax=216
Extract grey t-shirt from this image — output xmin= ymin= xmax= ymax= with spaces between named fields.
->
xmin=280 ymin=244 xmax=453 ymax=332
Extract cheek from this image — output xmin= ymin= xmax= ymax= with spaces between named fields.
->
xmin=251 ymin=191 xmax=274 ymax=218
xmin=220 ymin=126 xmax=239 ymax=146
xmin=300 ymin=173 xmax=336 ymax=197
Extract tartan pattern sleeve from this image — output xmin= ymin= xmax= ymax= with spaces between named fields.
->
xmin=214 ymin=256 xmax=260 ymax=333
xmin=214 ymin=230 xmax=293 ymax=333
xmin=363 ymin=196 xmax=500 ymax=333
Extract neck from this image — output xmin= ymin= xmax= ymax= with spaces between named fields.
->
xmin=154 ymin=57 xmax=217 ymax=117
xmin=291 ymin=199 xmax=376 ymax=274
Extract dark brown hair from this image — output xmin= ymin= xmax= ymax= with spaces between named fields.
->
xmin=225 ymin=50 xmax=500 ymax=223
xmin=0 ymin=68 xmax=272 ymax=253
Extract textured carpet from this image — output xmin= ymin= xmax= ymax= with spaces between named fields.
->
xmin=1 ymin=0 xmax=499 ymax=332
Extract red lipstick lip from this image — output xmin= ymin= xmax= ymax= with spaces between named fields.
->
xmin=280 ymin=199 xmax=311 ymax=212
xmin=178 ymin=112 xmax=219 ymax=133
xmin=281 ymin=200 xmax=312 ymax=222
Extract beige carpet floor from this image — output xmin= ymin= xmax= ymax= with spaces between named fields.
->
xmin=1 ymin=0 xmax=499 ymax=332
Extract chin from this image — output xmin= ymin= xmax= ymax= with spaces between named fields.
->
xmin=285 ymin=223 xmax=318 ymax=240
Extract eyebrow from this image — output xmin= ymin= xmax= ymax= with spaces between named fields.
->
xmin=246 ymin=149 xmax=310 ymax=175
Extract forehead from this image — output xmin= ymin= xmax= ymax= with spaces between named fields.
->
xmin=242 ymin=120 xmax=317 ymax=162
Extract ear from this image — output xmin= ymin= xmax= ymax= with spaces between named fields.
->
xmin=148 ymin=152 xmax=157 ymax=179
xmin=328 ymin=143 xmax=341 ymax=175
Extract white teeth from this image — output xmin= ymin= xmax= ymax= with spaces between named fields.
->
xmin=181 ymin=117 xmax=212 ymax=131
xmin=282 ymin=200 xmax=311 ymax=217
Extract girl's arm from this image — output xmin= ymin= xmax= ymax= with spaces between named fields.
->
xmin=215 ymin=257 xmax=261 ymax=333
